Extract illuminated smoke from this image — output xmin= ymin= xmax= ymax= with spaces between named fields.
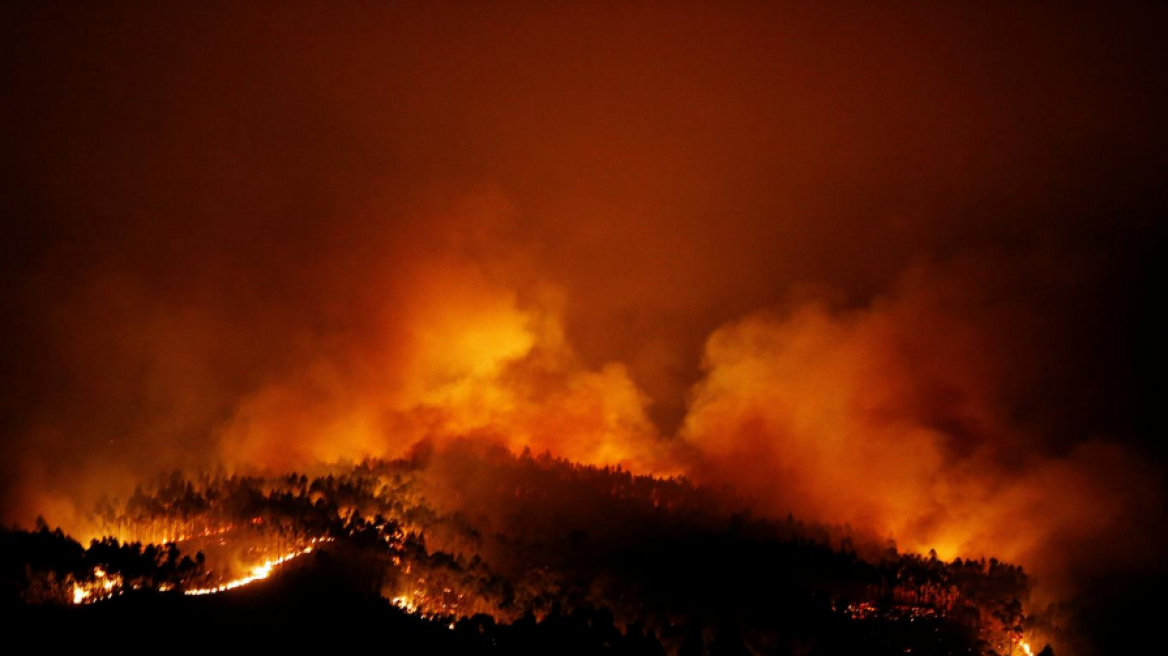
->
xmin=4 ymin=1 xmax=1166 ymax=612
xmin=680 ymin=256 xmax=1165 ymax=594
xmin=212 ymin=230 xmax=668 ymax=474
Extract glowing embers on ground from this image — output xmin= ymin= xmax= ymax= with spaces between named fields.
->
xmin=390 ymin=579 xmax=469 ymax=621
xmin=185 ymin=537 xmax=333 ymax=596
xmin=71 ymin=567 xmax=123 ymax=605
xmin=845 ymin=600 xmax=1039 ymax=655
xmin=71 ymin=536 xmax=334 ymax=603
xmin=391 ymin=593 xmax=457 ymax=631
xmin=844 ymin=601 xmax=942 ymax=621
xmin=182 ymin=547 xmax=308 ymax=596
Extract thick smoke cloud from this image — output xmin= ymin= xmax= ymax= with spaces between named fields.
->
xmin=4 ymin=1 xmax=1166 ymax=600
xmin=682 ymin=251 xmax=1166 ymax=594
xmin=211 ymin=196 xmax=666 ymax=474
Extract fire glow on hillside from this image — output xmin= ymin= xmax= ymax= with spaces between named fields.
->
xmin=183 ymin=539 xmax=330 ymax=597
xmin=24 ymin=450 xmax=1053 ymax=654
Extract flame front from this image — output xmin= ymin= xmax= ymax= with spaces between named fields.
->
xmin=185 ymin=538 xmax=331 ymax=597
xmin=70 ymin=565 xmax=124 ymax=605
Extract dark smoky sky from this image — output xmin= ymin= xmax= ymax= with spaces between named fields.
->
xmin=2 ymin=0 xmax=1166 ymax=573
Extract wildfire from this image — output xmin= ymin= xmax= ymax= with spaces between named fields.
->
xmin=185 ymin=537 xmax=332 ymax=596
xmin=392 ymin=595 xmax=419 ymax=614
xmin=68 ymin=535 xmax=334 ymax=604
xmin=183 ymin=548 xmax=306 ymax=596
xmin=1017 ymin=639 xmax=1034 ymax=656
xmin=71 ymin=566 xmax=125 ymax=605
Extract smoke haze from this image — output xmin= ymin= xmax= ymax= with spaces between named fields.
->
xmin=4 ymin=1 xmax=1166 ymax=600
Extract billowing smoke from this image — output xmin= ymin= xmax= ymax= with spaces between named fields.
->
xmin=211 ymin=197 xmax=666 ymax=474
xmin=3 ymin=1 xmax=1166 ymax=609
xmin=681 ymin=251 xmax=1165 ymax=595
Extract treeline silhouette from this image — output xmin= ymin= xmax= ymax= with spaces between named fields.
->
xmin=3 ymin=442 xmax=1050 ymax=655
xmin=2 ymin=521 xmax=206 ymax=605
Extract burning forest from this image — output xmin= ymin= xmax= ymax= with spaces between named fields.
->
xmin=4 ymin=2 xmax=1166 ymax=654
xmin=5 ymin=443 xmax=1053 ymax=654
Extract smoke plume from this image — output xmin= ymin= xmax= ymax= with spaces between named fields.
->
xmin=4 ymin=1 xmax=1166 ymax=604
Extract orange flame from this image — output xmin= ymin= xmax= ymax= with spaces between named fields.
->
xmin=184 ymin=538 xmax=331 ymax=597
